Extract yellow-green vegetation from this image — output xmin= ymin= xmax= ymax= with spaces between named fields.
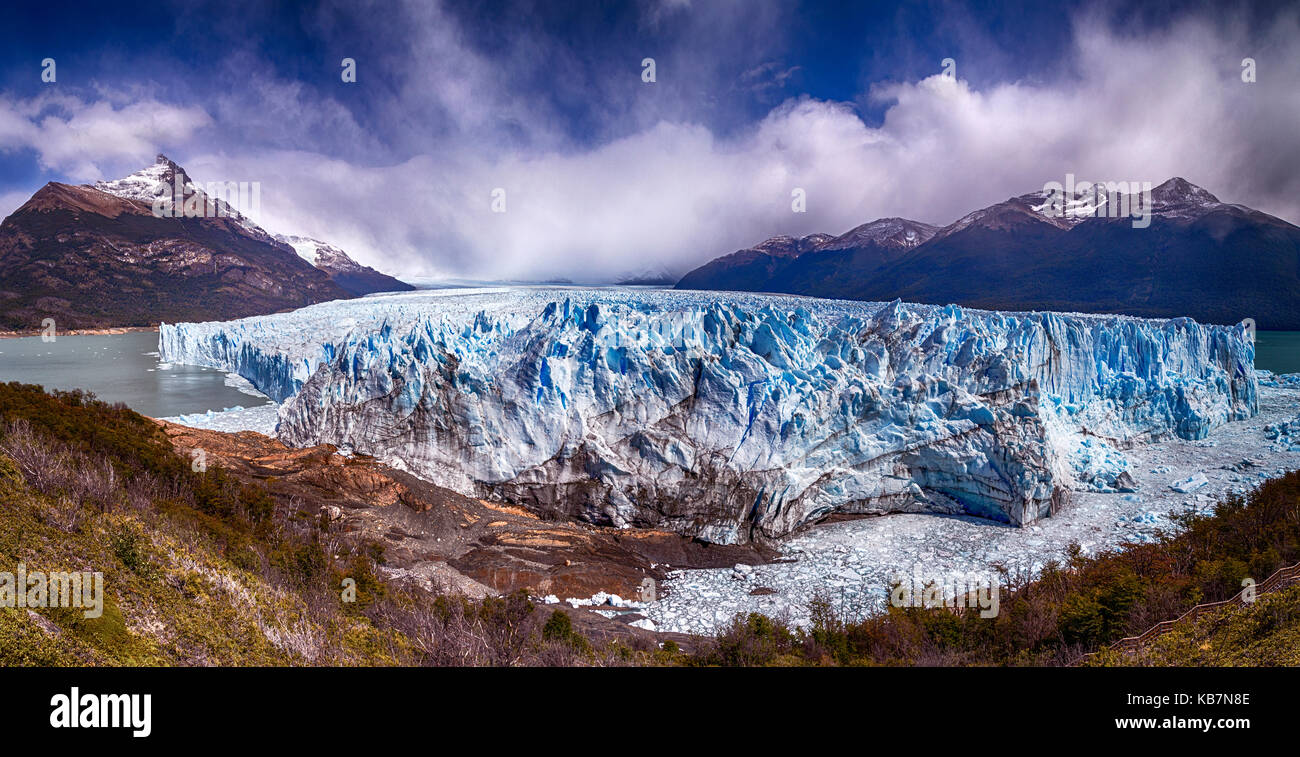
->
xmin=0 ymin=382 xmax=654 ymax=667
xmin=0 ymin=419 xmax=410 ymax=665
xmin=1120 ymin=584 xmax=1300 ymax=667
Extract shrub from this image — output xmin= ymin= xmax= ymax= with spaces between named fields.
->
xmin=108 ymin=524 xmax=151 ymax=575
xmin=0 ymin=452 xmax=23 ymax=491
xmin=709 ymin=612 xmax=797 ymax=666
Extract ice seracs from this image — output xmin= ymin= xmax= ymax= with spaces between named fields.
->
xmin=159 ymin=288 xmax=1257 ymax=544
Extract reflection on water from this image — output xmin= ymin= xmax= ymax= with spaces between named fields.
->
xmin=0 ymin=331 xmax=271 ymax=418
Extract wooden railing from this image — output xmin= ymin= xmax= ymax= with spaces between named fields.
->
xmin=1068 ymin=559 xmax=1300 ymax=666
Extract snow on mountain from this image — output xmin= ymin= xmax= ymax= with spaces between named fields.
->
xmin=271 ymin=233 xmax=413 ymax=295
xmin=1020 ymin=177 xmax=1224 ymax=227
xmin=1150 ymin=177 xmax=1221 ymax=211
xmin=93 ymin=156 xmax=375 ymax=274
xmin=751 ymin=233 xmax=835 ymax=257
xmin=274 ymin=234 xmax=364 ymax=272
xmin=818 ymin=218 xmax=938 ymax=251
xmin=91 ymin=157 xmax=176 ymax=206
xmin=159 ymin=288 xmax=1257 ymax=544
xmin=92 ymin=154 xmax=279 ymax=245
xmin=86 ymin=155 xmax=411 ymax=297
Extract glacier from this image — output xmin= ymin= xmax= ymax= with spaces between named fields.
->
xmin=159 ymin=287 xmax=1257 ymax=544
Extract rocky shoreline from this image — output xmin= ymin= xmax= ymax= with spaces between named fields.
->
xmin=0 ymin=325 xmax=160 ymax=339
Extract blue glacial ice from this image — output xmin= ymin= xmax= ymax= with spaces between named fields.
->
xmin=159 ymin=288 xmax=1257 ymax=543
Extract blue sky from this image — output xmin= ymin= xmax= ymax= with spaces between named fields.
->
xmin=1 ymin=0 xmax=1297 ymax=280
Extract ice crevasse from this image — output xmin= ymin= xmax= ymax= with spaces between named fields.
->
xmin=159 ymin=288 xmax=1257 ymax=544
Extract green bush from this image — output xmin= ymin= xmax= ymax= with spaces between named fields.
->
xmin=0 ymin=452 xmax=22 ymax=491
xmin=108 ymin=524 xmax=151 ymax=575
xmin=542 ymin=609 xmax=574 ymax=641
xmin=542 ymin=608 xmax=592 ymax=654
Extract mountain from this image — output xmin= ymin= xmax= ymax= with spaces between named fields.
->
xmin=674 ymin=233 xmax=832 ymax=292
xmin=676 ymin=179 xmax=1300 ymax=329
xmin=776 ymin=219 xmax=938 ymax=300
xmin=0 ymin=156 xmax=406 ymax=331
xmin=275 ymin=235 xmax=413 ymax=296
xmin=615 ymin=265 xmax=681 ymax=286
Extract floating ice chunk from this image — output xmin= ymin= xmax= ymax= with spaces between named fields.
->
xmin=1170 ymin=473 xmax=1209 ymax=493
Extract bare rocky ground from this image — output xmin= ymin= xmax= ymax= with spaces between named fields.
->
xmin=643 ymin=381 xmax=1300 ymax=634
xmin=158 ymin=421 xmax=773 ymax=647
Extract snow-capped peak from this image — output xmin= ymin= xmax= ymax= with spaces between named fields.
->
xmin=959 ymin=177 xmax=1227 ymax=232
xmin=1150 ymin=177 xmax=1220 ymax=209
xmin=274 ymin=234 xmax=364 ymax=273
xmin=92 ymin=154 xmax=187 ymax=206
xmin=89 ymin=154 xmax=279 ymax=244
xmin=749 ymin=233 xmax=832 ymax=257
xmin=820 ymin=218 xmax=938 ymax=251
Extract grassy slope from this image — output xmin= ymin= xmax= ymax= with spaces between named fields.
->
xmin=1121 ymin=584 xmax=1300 ymax=667
xmin=0 ymin=381 xmax=666 ymax=667
xmin=0 ymin=429 xmax=409 ymax=666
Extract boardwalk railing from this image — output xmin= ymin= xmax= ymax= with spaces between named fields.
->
xmin=1068 ymin=559 xmax=1300 ymax=666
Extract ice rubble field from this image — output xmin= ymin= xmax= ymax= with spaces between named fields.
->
xmin=155 ymin=287 xmax=1293 ymax=632
xmin=161 ymin=286 xmax=1255 ymax=544
xmin=646 ymin=378 xmax=1300 ymax=633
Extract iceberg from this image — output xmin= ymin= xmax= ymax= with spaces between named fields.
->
xmin=159 ymin=288 xmax=1257 ymax=543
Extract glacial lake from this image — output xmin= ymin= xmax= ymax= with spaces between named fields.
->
xmin=1 ymin=329 xmax=1298 ymax=419
xmin=0 ymin=331 xmax=271 ymax=418
xmin=1254 ymin=331 xmax=1300 ymax=374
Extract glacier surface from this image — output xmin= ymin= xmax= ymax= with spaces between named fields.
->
xmin=159 ymin=287 xmax=1257 ymax=544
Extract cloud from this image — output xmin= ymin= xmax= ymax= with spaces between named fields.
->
xmin=4 ymin=3 xmax=1299 ymax=283
xmin=0 ymin=190 xmax=32 ymax=220
xmin=0 ymin=93 xmax=211 ymax=182
xmin=205 ymin=7 xmax=1299 ymax=282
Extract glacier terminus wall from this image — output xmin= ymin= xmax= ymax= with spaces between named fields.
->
xmin=159 ymin=288 xmax=1257 ymax=544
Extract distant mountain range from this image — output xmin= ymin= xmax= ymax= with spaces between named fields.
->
xmin=677 ymin=178 xmax=1300 ymax=329
xmin=0 ymin=155 xmax=411 ymax=331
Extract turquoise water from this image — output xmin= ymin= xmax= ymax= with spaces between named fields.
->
xmin=0 ymin=331 xmax=267 ymax=418
xmin=1256 ymin=331 xmax=1300 ymax=375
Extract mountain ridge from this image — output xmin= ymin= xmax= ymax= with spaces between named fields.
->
xmin=676 ymin=177 xmax=1300 ymax=329
xmin=0 ymin=156 xmax=411 ymax=330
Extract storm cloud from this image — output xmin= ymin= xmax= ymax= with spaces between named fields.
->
xmin=1 ymin=1 xmax=1296 ymax=282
